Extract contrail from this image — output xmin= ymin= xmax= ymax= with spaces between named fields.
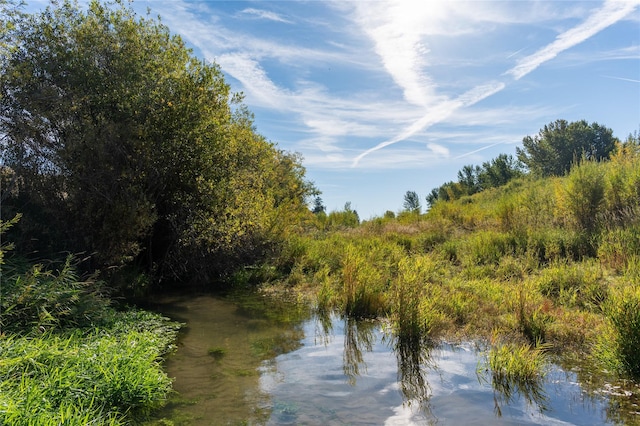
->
xmin=454 ymin=142 xmax=504 ymax=160
xmin=352 ymin=0 xmax=639 ymax=167
xmin=506 ymin=0 xmax=639 ymax=80
xmin=352 ymin=82 xmax=504 ymax=167
xmin=601 ymin=75 xmax=640 ymax=84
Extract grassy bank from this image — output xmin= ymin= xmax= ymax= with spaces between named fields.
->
xmin=0 ymin=226 xmax=181 ymax=425
xmin=0 ymin=311 xmax=180 ymax=425
xmin=268 ymin=143 xmax=640 ymax=382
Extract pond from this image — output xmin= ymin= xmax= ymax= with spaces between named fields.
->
xmin=146 ymin=292 xmax=639 ymax=425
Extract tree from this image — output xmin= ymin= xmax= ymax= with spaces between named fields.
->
xmin=478 ymin=154 xmax=524 ymax=189
xmin=516 ymin=119 xmax=617 ymax=177
xmin=0 ymin=1 xmax=315 ymax=287
xmin=403 ymin=191 xmax=421 ymax=214
xmin=457 ymin=165 xmax=481 ymax=195
xmin=312 ymin=196 xmax=326 ymax=214
xmin=326 ymin=202 xmax=359 ymax=228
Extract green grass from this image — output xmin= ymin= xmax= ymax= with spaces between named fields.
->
xmin=0 ymin=312 xmax=181 ymax=425
xmin=0 ymin=230 xmax=181 ymax=425
xmin=273 ymin=148 xmax=640 ymax=383
xmin=479 ymin=338 xmax=550 ymax=414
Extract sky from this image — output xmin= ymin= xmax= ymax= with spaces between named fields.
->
xmin=29 ymin=0 xmax=640 ymax=218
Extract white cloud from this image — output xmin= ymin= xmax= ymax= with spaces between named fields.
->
xmin=140 ymin=0 xmax=637 ymax=174
xmin=426 ymin=143 xmax=450 ymax=158
xmin=350 ymin=1 xmax=453 ymax=107
xmin=352 ymin=82 xmax=505 ymax=167
xmin=352 ymin=0 xmax=639 ymax=167
xmin=240 ymin=8 xmax=291 ymax=24
xmin=216 ymin=53 xmax=287 ymax=109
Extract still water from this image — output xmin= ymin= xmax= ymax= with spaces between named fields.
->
xmin=147 ymin=293 xmax=638 ymax=425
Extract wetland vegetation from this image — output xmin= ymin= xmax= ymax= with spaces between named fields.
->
xmin=1 ymin=0 xmax=639 ymax=424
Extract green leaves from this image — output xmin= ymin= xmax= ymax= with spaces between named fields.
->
xmin=516 ymin=119 xmax=617 ymax=177
xmin=1 ymin=0 xmax=315 ymax=287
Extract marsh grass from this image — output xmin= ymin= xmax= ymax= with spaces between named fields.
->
xmin=480 ymin=337 xmax=550 ymax=416
xmin=0 ymin=227 xmax=181 ymax=425
xmin=0 ymin=312 xmax=180 ymax=425
xmin=536 ymin=260 xmax=607 ymax=310
xmin=596 ymin=284 xmax=640 ymax=378
xmin=276 ymin=153 xmax=640 ymax=382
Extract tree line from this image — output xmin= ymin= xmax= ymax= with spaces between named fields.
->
xmin=415 ymin=119 xmax=623 ymax=210
xmin=0 ymin=0 xmax=317 ymax=291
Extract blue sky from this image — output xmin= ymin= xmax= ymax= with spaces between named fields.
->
xmin=30 ymin=0 xmax=640 ymax=218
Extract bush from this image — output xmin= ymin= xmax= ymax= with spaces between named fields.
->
xmin=0 ymin=255 xmax=108 ymax=334
xmin=556 ymin=160 xmax=605 ymax=233
xmin=459 ymin=231 xmax=518 ymax=266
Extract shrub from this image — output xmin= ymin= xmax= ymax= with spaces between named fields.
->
xmin=459 ymin=231 xmax=518 ymax=266
xmin=536 ymin=260 xmax=607 ymax=310
xmin=556 ymin=160 xmax=605 ymax=233
xmin=0 ymin=255 xmax=109 ymax=334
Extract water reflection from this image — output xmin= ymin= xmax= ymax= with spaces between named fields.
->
xmin=483 ymin=365 xmax=550 ymax=418
xmin=145 ymin=293 xmax=312 ymax=425
xmin=393 ymin=334 xmax=434 ymax=412
xmin=342 ymin=317 xmax=375 ymax=385
xmin=148 ymin=293 xmax=633 ymax=425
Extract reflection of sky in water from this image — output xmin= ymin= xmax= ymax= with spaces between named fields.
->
xmin=260 ymin=315 xmax=613 ymax=425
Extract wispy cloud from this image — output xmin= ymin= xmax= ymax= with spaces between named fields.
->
xmin=239 ymin=8 xmax=291 ymax=23
xmin=352 ymin=0 xmax=639 ymax=167
xmin=506 ymin=0 xmax=639 ymax=80
xmin=352 ymin=81 xmax=505 ymax=166
xmin=140 ymin=0 xmax=637 ymax=174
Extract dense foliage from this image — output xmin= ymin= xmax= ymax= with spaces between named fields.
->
xmin=426 ymin=153 xmax=524 ymax=206
xmin=516 ymin=119 xmax=617 ymax=177
xmin=0 ymin=0 xmax=315 ymax=290
xmin=280 ymin=135 xmax=640 ymax=382
xmin=0 ymin=218 xmax=181 ymax=425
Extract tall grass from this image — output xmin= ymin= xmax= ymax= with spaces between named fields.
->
xmin=276 ymin=150 xmax=640 ymax=383
xmin=0 ymin=312 xmax=180 ymax=425
xmin=595 ymin=282 xmax=640 ymax=378
xmin=535 ymin=260 xmax=607 ymax=310
xmin=0 ymin=219 xmax=180 ymax=424
xmin=480 ymin=336 xmax=550 ymax=415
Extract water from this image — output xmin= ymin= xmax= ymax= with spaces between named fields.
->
xmin=147 ymin=293 xmax=639 ymax=425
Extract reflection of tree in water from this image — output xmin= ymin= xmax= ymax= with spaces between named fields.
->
xmin=343 ymin=317 xmax=375 ymax=385
xmin=393 ymin=334 xmax=435 ymax=414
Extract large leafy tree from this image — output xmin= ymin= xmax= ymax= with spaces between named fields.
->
xmin=516 ymin=119 xmax=617 ymax=177
xmin=0 ymin=0 xmax=315 ymax=286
